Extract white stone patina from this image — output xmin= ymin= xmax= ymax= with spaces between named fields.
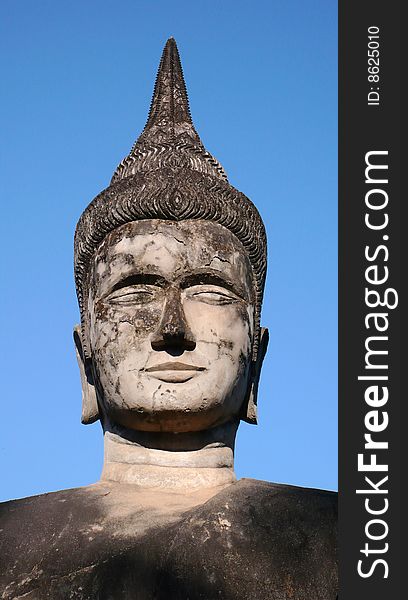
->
xmin=75 ymin=219 xmax=268 ymax=493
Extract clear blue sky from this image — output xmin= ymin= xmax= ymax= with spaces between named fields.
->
xmin=0 ymin=0 xmax=337 ymax=501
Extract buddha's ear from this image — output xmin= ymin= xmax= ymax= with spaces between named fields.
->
xmin=242 ymin=327 xmax=269 ymax=425
xmin=73 ymin=325 xmax=100 ymax=425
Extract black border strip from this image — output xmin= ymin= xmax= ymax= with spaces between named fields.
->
xmin=339 ymin=1 xmax=406 ymax=596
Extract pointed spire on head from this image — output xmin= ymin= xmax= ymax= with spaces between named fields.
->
xmin=143 ymin=37 xmax=195 ymax=138
xmin=111 ymin=37 xmax=228 ymax=183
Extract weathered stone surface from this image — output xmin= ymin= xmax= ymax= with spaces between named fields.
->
xmin=87 ymin=219 xmax=255 ymax=434
xmin=0 ymin=37 xmax=338 ymax=600
xmin=0 ymin=480 xmax=337 ymax=600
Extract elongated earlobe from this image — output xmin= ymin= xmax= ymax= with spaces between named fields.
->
xmin=73 ymin=325 xmax=99 ymax=424
xmin=243 ymin=327 xmax=269 ymax=425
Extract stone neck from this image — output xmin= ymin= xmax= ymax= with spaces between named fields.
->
xmin=100 ymin=422 xmax=238 ymax=492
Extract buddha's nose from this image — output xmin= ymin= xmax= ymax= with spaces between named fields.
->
xmin=150 ymin=288 xmax=196 ymax=352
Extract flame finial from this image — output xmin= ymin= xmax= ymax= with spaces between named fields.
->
xmin=112 ymin=38 xmax=227 ymax=183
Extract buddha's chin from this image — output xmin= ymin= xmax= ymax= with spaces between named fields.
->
xmin=102 ymin=390 xmax=243 ymax=434
xmin=98 ymin=366 xmax=248 ymax=433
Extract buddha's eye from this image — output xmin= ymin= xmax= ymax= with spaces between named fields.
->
xmin=105 ymin=286 xmax=158 ymax=306
xmin=185 ymin=285 xmax=239 ymax=306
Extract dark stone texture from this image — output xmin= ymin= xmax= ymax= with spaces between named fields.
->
xmin=0 ymin=479 xmax=337 ymax=599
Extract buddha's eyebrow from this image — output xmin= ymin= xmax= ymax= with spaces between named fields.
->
xmin=180 ymin=271 xmax=248 ymax=300
xmin=108 ymin=273 xmax=167 ymax=294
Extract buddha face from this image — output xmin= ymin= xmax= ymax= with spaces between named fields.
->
xmin=85 ymin=219 xmax=256 ymax=433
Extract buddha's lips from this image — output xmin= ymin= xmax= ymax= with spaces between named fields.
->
xmin=142 ymin=362 xmax=206 ymax=383
xmin=144 ymin=362 xmax=206 ymax=372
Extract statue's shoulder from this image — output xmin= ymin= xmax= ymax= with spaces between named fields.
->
xmin=232 ymin=477 xmax=337 ymax=514
xmin=225 ymin=477 xmax=337 ymax=542
xmin=189 ymin=477 xmax=337 ymax=545
xmin=0 ymin=482 xmax=179 ymax=599
xmin=0 ymin=484 xmax=110 ymax=571
xmin=145 ymin=478 xmax=338 ymax=599
xmin=0 ymin=483 xmax=109 ymax=531
xmin=0 ymin=481 xmax=177 ymax=551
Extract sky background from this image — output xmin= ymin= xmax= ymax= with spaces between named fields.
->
xmin=0 ymin=0 xmax=337 ymax=502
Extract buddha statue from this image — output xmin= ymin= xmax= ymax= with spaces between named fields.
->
xmin=0 ymin=39 xmax=337 ymax=600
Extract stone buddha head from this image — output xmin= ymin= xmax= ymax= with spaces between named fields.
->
xmin=73 ymin=39 xmax=268 ymax=449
